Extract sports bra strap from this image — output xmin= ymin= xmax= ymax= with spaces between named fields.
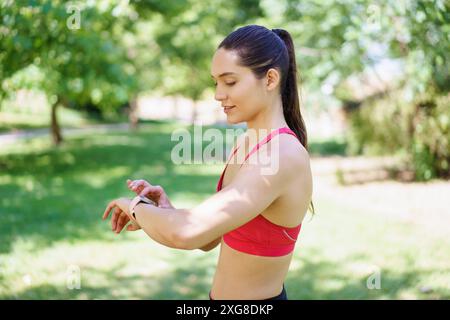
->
xmin=217 ymin=127 xmax=298 ymax=192
xmin=236 ymin=127 xmax=298 ymax=168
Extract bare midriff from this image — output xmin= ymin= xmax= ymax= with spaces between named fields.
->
xmin=210 ymin=238 xmax=293 ymax=299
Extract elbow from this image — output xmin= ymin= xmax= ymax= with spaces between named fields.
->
xmin=171 ymin=230 xmax=197 ymax=250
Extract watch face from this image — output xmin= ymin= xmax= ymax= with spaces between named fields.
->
xmin=138 ymin=195 xmax=156 ymax=206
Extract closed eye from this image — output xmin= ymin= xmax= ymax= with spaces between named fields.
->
xmin=213 ymin=82 xmax=236 ymax=87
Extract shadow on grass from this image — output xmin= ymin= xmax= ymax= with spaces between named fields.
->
xmin=286 ymin=250 xmax=450 ymax=300
xmin=1 ymin=252 xmax=215 ymax=300
xmin=5 ymin=248 xmax=449 ymax=300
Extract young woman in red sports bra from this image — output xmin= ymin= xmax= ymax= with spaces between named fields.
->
xmin=102 ymin=25 xmax=314 ymax=300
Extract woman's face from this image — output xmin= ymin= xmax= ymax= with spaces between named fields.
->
xmin=210 ymin=48 xmax=270 ymax=124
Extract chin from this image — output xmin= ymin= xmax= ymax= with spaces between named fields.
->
xmin=226 ymin=114 xmax=245 ymax=125
xmin=226 ymin=118 xmax=242 ymax=125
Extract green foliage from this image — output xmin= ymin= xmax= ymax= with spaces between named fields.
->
xmin=309 ymin=139 xmax=348 ymax=156
xmin=346 ymin=96 xmax=409 ymax=156
xmin=300 ymin=0 xmax=450 ymax=180
xmin=346 ymin=91 xmax=450 ymax=180
xmin=146 ymin=0 xmax=264 ymax=101
xmin=0 ymin=0 xmax=136 ymax=111
xmin=0 ymin=0 xmax=265 ymax=120
xmin=411 ymin=94 xmax=450 ymax=180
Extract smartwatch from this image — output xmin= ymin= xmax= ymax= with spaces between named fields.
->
xmin=129 ymin=195 xmax=156 ymax=220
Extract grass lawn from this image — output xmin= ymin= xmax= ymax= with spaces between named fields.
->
xmin=0 ymin=121 xmax=449 ymax=299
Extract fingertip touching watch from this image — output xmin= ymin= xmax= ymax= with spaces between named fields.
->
xmin=129 ymin=195 xmax=157 ymax=221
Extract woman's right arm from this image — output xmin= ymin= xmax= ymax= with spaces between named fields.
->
xmin=127 ymin=179 xmax=220 ymax=251
xmin=199 ymin=237 xmax=221 ymax=251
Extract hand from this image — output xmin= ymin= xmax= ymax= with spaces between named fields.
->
xmin=102 ymin=197 xmax=141 ymax=234
xmin=127 ymin=179 xmax=174 ymax=209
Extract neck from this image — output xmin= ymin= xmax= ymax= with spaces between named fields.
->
xmin=246 ymin=98 xmax=288 ymax=138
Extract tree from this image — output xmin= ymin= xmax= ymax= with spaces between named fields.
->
xmin=136 ymin=0 xmax=265 ymax=125
xmin=1 ymin=0 xmax=136 ymax=145
xmin=277 ymin=0 xmax=449 ymax=179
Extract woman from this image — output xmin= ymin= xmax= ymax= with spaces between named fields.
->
xmin=102 ymin=25 xmax=314 ymax=300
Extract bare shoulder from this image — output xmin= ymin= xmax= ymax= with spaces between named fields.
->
xmin=251 ymin=133 xmax=311 ymax=190
xmin=276 ymin=133 xmax=311 ymax=171
xmin=275 ymin=134 xmax=313 ymax=209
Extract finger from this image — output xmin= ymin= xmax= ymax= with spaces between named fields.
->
xmin=115 ymin=213 xmax=129 ymax=234
xmin=133 ymin=184 xmax=145 ymax=194
xmin=138 ymin=183 xmax=148 ymax=192
xmin=136 ymin=179 xmax=148 ymax=189
xmin=102 ymin=200 xmax=116 ymax=220
xmin=128 ymin=179 xmax=137 ymax=190
xmin=111 ymin=207 xmax=121 ymax=231
xmin=126 ymin=222 xmax=140 ymax=231
xmin=129 ymin=179 xmax=144 ymax=191
xmin=135 ymin=185 xmax=153 ymax=197
xmin=139 ymin=185 xmax=162 ymax=197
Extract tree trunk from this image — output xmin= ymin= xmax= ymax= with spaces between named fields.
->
xmin=51 ymin=96 xmax=63 ymax=146
xmin=129 ymin=96 xmax=139 ymax=131
xmin=172 ymin=96 xmax=179 ymax=118
xmin=191 ymin=100 xmax=197 ymax=126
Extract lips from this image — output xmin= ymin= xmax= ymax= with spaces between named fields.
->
xmin=223 ymin=106 xmax=236 ymax=111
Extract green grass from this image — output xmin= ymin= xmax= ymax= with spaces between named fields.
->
xmin=0 ymin=122 xmax=449 ymax=299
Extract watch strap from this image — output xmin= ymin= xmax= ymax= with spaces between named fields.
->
xmin=129 ymin=195 xmax=156 ymax=220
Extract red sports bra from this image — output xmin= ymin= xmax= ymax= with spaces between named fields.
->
xmin=216 ymin=127 xmax=302 ymax=257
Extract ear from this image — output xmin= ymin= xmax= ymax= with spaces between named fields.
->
xmin=265 ymin=68 xmax=281 ymax=91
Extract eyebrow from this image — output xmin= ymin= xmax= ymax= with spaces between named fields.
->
xmin=210 ymin=72 xmax=237 ymax=79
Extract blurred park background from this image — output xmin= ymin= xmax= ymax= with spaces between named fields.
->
xmin=0 ymin=0 xmax=449 ymax=299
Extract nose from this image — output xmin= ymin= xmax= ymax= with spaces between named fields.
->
xmin=214 ymin=89 xmax=227 ymax=102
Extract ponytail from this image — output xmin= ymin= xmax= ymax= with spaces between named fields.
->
xmin=272 ymin=29 xmax=315 ymax=214
xmin=271 ymin=28 xmax=308 ymax=151
xmin=272 ymin=29 xmax=314 ymax=215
